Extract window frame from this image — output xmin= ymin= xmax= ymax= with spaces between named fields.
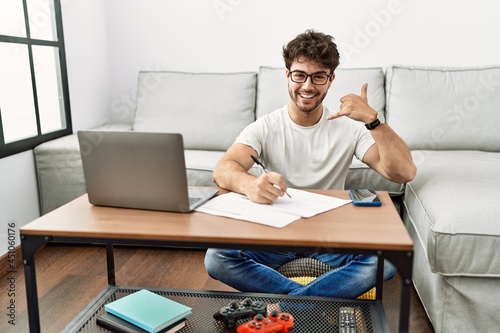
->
xmin=0 ymin=0 xmax=72 ymax=158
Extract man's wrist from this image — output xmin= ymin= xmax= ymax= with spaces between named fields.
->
xmin=365 ymin=118 xmax=381 ymax=130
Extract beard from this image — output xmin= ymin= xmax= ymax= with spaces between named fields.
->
xmin=288 ymin=86 xmax=328 ymax=113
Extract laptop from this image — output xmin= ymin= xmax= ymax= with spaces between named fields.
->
xmin=77 ymin=131 xmax=218 ymax=213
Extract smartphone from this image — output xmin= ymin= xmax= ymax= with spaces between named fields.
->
xmin=349 ymin=189 xmax=382 ymax=206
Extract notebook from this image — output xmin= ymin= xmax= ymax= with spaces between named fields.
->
xmin=96 ymin=313 xmax=186 ymax=333
xmin=103 ymin=289 xmax=191 ymax=333
xmin=77 ymin=131 xmax=218 ymax=212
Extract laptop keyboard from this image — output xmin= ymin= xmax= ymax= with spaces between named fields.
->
xmin=189 ymin=197 xmax=202 ymax=205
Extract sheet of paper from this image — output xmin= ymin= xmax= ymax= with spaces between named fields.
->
xmin=195 ymin=188 xmax=351 ymax=228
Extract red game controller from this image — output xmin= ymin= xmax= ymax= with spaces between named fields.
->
xmin=237 ymin=310 xmax=295 ymax=333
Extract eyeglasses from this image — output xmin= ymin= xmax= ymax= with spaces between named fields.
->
xmin=289 ymin=70 xmax=333 ymax=85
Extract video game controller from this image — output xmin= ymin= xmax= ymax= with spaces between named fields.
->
xmin=236 ymin=310 xmax=295 ymax=333
xmin=213 ymin=298 xmax=268 ymax=330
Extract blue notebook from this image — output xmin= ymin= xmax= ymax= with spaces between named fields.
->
xmin=104 ymin=290 xmax=192 ymax=333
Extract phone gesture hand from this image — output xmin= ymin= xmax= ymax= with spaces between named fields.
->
xmin=327 ymin=83 xmax=377 ymax=123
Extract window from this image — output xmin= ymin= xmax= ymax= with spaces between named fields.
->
xmin=0 ymin=0 xmax=71 ymax=158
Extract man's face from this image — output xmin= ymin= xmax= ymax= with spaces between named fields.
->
xmin=286 ymin=58 xmax=334 ymax=114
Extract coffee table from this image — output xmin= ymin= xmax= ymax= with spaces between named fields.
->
xmin=21 ymin=189 xmax=413 ymax=332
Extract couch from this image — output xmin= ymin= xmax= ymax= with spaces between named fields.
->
xmin=33 ymin=65 xmax=500 ymax=332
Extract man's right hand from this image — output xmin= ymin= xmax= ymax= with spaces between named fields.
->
xmin=213 ymin=143 xmax=290 ymax=203
xmin=244 ymin=172 xmax=288 ymax=204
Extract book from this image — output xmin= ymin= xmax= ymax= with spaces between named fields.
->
xmin=104 ymin=289 xmax=192 ymax=333
xmin=96 ymin=313 xmax=186 ymax=333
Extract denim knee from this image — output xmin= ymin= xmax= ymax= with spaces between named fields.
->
xmin=204 ymin=248 xmax=220 ymax=279
xmin=384 ymin=259 xmax=397 ymax=280
xmin=204 ymin=248 xmax=236 ymax=280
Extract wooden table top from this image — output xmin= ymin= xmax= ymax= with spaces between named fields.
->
xmin=21 ymin=189 xmax=413 ymax=251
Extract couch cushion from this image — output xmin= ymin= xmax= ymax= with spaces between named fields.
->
xmin=185 ymin=150 xmax=261 ymax=186
xmin=133 ymin=71 xmax=257 ymax=150
xmin=184 ymin=150 xmax=224 ymax=186
xmin=404 ymin=150 xmax=500 ymax=276
xmin=34 ymin=133 xmax=86 ymax=215
xmin=256 ymin=67 xmax=386 ymax=120
xmin=386 ymin=65 xmax=500 ymax=151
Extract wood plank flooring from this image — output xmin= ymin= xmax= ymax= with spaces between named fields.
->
xmin=0 ymin=244 xmax=434 ymax=333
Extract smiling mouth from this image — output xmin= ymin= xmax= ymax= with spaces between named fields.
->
xmin=299 ymin=92 xmax=316 ymax=99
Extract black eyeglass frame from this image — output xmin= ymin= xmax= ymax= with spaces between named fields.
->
xmin=288 ymin=70 xmax=333 ymax=85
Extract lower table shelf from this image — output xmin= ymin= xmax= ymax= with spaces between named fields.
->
xmin=63 ymin=286 xmax=389 ymax=333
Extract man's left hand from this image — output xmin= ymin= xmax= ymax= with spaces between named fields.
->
xmin=326 ymin=83 xmax=378 ymax=123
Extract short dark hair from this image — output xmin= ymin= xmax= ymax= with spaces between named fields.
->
xmin=282 ymin=29 xmax=340 ymax=72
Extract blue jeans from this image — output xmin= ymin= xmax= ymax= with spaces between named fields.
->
xmin=204 ymin=249 xmax=396 ymax=298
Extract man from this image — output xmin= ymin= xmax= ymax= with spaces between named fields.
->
xmin=204 ymin=29 xmax=416 ymax=298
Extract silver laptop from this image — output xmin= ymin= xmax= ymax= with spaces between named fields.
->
xmin=77 ymin=131 xmax=218 ymax=213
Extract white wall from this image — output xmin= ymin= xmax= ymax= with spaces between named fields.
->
xmin=104 ymin=0 xmax=500 ymax=123
xmin=0 ymin=151 xmax=39 ymax=255
xmin=63 ymin=0 xmax=111 ymax=131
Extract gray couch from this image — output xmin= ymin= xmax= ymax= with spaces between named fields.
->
xmin=33 ymin=65 xmax=500 ymax=332
xmin=386 ymin=66 xmax=500 ymax=333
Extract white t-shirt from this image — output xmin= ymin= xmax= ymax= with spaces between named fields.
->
xmin=235 ymin=105 xmax=375 ymax=190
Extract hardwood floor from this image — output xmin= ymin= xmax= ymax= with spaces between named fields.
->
xmin=0 ymin=244 xmax=434 ymax=333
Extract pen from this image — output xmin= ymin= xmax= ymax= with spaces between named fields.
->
xmin=251 ymin=155 xmax=292 ymax=198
